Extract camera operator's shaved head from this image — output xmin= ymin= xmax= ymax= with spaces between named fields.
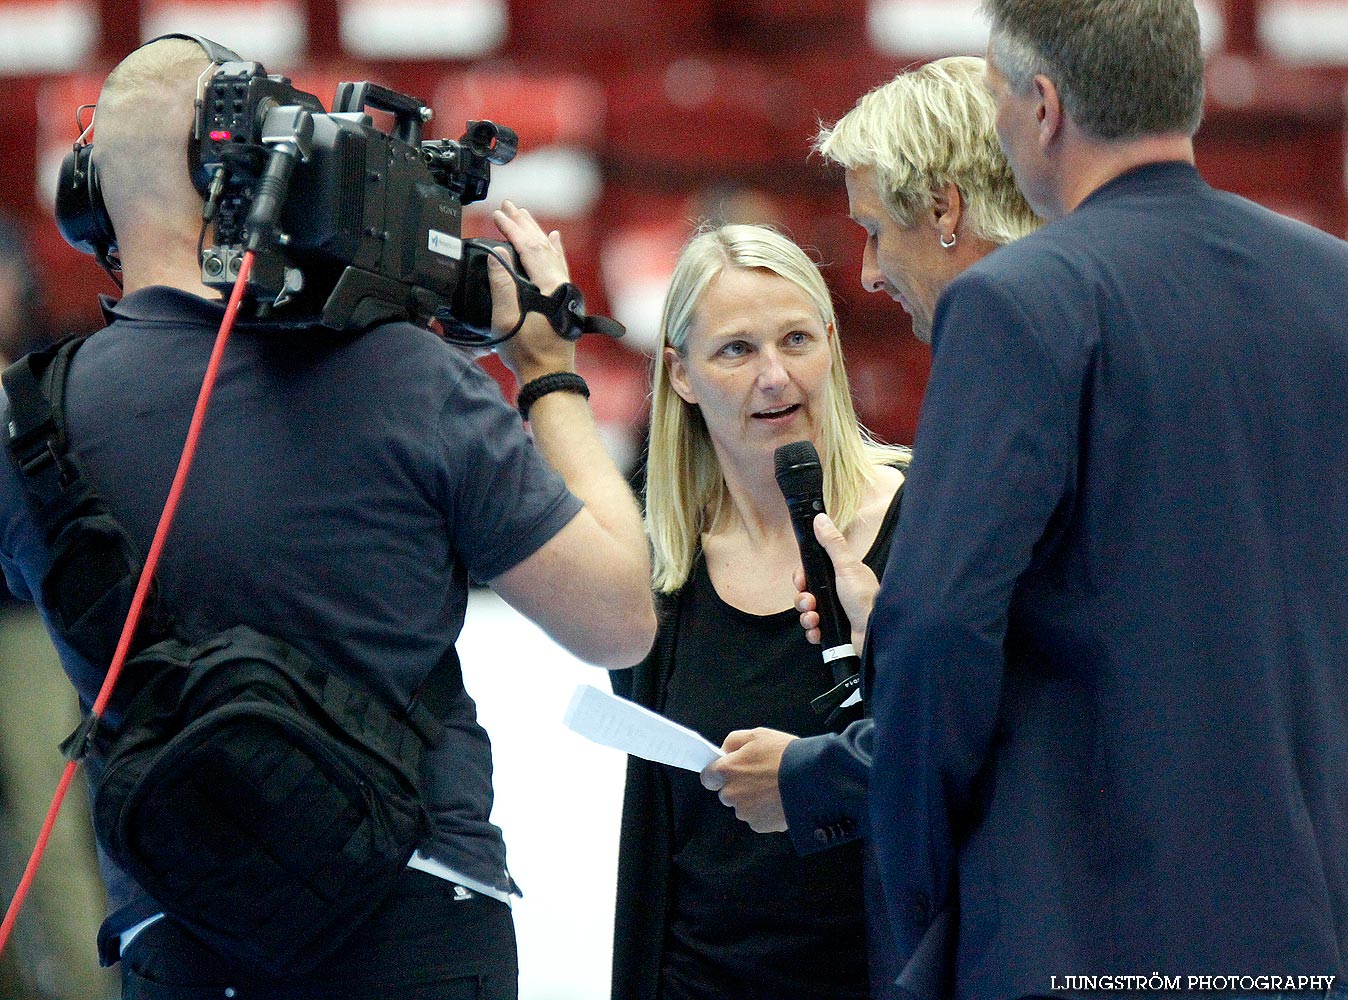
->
xmin=94 ymin=37 xmax=217 ymax=293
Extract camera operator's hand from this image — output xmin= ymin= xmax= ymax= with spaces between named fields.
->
xmin=481 ymin=199 xmax=655 ymax=669
xmin=489 ymin=200 xmax=576 ymax=384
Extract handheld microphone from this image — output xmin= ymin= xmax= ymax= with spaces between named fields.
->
xmin=773 ymin=440 xmax=862 ymax=720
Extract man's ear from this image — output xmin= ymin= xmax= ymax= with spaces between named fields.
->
xmin=930 ymin=181 xmax=963 ymax=242
xmin=1035 ymin=73 xmax=1064 ymax=149
xmin=664 ymin=346 xmax=697 ymax=405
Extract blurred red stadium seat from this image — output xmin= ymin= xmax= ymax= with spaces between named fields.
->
xmin=140 ymin=0 xmax=306 ymax=65
xmin=436 ymin=67 xmax=605 ymax=149
xmin=338 ymin=0 xmax=505 ymax=61
xmin=712 ymin=0 xmax=867 ymax=54
xmin=435 ymin=67 xmax=606 ymax=221
xmin=505 ymin=0 xmax=713 ymax=69
xmin=1200 ymin=53 xmax=1348 ymax=234
xmin=2 ymin=76 xmax=44 ymax=219
xmin=840 ymin=329 xmax=928 ymax=447
xmin=865 ymin=0 xmax=988 ymax=59
xmin=1257 ymin=0 xmax=1348 ymax=63
xmin=605 ymin=58 xmax=802 ymax=178
xmin=0 ymin=0 xmax=98 ymax=75
xmin=766 ymin=48 xmax=905 ymax=156
xmin=598 ymin=196 xmax=688 ymax=359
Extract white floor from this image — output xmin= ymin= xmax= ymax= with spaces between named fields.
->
xmin=457 ymin=588 xmax=629 ymax=1000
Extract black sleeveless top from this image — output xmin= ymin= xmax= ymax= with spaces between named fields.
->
xmin=657 ymin=486 xmax=904 ymax=999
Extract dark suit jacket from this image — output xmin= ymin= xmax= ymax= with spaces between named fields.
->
xmin=782 ymin=719 xmax=901 ymax=999
xmin=869 ymin=162 xmax=1348 ymax=999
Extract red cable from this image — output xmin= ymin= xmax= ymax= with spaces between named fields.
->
xmin=0 ymin=250 xmax=256 ymax=959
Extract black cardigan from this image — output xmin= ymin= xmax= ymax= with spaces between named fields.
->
xmin=610 ymin=476 xmax=905 ymax=1000
xmin=609 ymin=585 xmax=682 ymax=1000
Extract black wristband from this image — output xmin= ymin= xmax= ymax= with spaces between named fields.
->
xmin=517 ymin=372 xmax=589 ymax=421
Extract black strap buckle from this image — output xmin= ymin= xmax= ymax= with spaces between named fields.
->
xmin=15 ymin=436 xmax=75 ymax=499
xmin=16 ymin=437 xmax=59 ymax=476
xmin=60 ymin=713 xmax=102 ymax=762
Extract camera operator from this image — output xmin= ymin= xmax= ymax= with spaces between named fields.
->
xmin=0 ymin=35 xmax=655 ymax=1000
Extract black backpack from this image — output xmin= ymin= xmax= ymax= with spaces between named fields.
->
xmin=3 ymin=337 xmax=463 ymax=974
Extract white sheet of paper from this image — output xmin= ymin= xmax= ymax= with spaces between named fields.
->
xmin=563 ymin=683 xmax=723 ymax=772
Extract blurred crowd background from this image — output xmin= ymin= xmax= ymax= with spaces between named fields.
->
xmin=4 ymin=0 xmax=1348 ymax=453
xmin=1 ymin=0 xmax=1347 ymax=996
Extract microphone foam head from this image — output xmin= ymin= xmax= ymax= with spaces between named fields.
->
xmin=774 ymin=440 xmax=823 ymax=500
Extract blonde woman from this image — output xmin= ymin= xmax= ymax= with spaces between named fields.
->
xmin=611 ymin=57 xmax=1042 ymax=1000
xmin=611 ymin=224 xmax=908 ymax=1000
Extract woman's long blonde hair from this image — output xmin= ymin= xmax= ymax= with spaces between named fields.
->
xmin=646 ymin=224 xmax=908 ymax=593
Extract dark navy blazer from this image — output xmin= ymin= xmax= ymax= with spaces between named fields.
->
xmin=868 ymin=162 xmax=1348 ymax=999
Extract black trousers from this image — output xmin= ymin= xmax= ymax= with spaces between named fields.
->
xmin=120 ymin=869 xmax=518 ymax=1000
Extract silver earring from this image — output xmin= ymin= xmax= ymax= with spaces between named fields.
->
xmin=940 ymin=232 xmax=957 ymax=249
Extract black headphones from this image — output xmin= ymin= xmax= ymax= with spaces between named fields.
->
xmin=54 ymin=33 xmax=243 ymax=274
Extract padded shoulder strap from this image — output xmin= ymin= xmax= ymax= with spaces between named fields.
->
xmin=3 ymin=338 xmax=174 ymax=665
xmin=4 ymin=337 xmax=92 ymax=538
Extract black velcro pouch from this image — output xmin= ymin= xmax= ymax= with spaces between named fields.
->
xmin=87 ymin=625 xmax=435 ymax=975
xmin=41 ymin=513 xmax=152 ymax=665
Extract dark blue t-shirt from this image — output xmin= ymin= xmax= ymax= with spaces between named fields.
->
xmin=0 ymin=287 xmax=583 ymax=936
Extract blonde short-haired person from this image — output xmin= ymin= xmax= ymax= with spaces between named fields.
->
xmin=815 ymin=55 xmax=1039 ymax=344
xmin=633 ymin=57 xmax=1036 ymax=999
xmin=610 ymin=223 xmax=908 ymax=1000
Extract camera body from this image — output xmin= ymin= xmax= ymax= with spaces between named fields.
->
xmin=196 ymin=62 xmax=517 ymax=332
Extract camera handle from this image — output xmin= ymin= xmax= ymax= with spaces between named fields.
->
xmin=332 ymin=81 xmax=432 ymax=146
xmin=516 ymin=279 xmax=625 ymax=342
xmin=461 ymin=241 xmax=624 ymax=347
xmin=246 ymin=105 xmax=314 ymax=251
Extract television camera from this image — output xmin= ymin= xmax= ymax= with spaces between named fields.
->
xmin=196 ymin=61 xmax=537 ymax=337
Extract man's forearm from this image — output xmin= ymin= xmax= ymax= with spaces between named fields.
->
xmin=524 ymin=389 xmax=646 ymax=571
